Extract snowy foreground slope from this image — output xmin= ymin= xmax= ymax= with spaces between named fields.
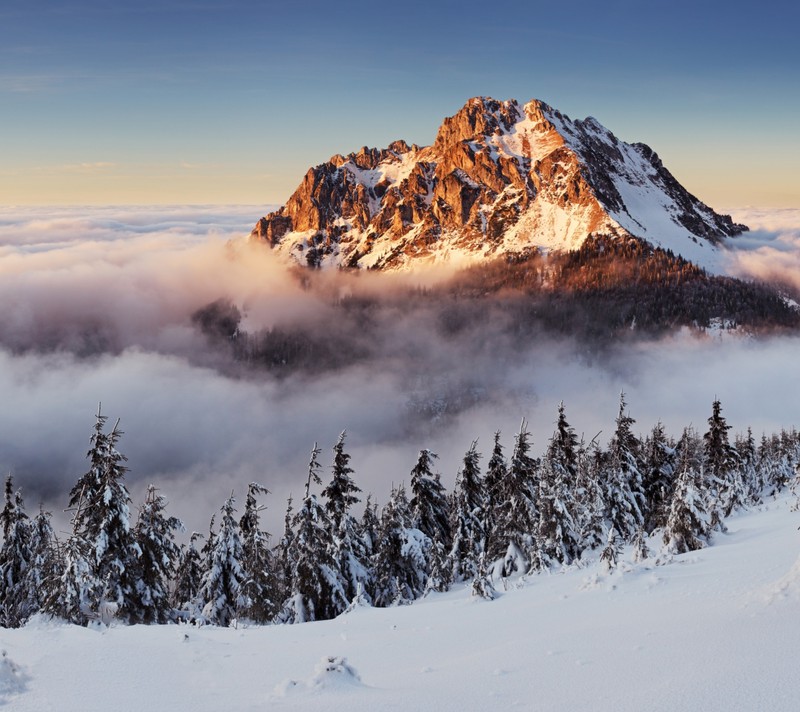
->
xmin=3 ymin=496 xmax=798 ymax=712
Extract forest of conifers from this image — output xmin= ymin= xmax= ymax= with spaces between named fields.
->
xmin=1 ymin=396 xmax=798 ymax=629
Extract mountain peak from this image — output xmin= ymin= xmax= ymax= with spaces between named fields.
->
xmin=251 ymin=97 xmax=747 ymax=271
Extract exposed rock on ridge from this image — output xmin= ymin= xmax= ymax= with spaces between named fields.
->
xmin=251 ymin=97 xmax=747 ymax=271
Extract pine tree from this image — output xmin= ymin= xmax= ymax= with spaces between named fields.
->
xmin=359 ymin=494 xmax=379 ymax=562
xmin=573 ymin=434 xmax=606 ymax=553
xmin=322 ymin=433 xmax=369 ymax=604
xmin=736 ymin=427 xmax=761 ymax=505
xmin=448 ymin=440 xmax=486 ymax=582
xmin=280 ymin=444 xmax=347 ymax=623
xmin=603 ymin=393 xmax=645 ymax=541
xmin=483 ymin=431 xmax=508 ymax=563
xmin=238 ymin=482 xmax=278 ymax=623
xmin=22 ymin=506 xmax=58 ymax=618
xmin=491 ymin=421 xmax=538 ymax=577
xmin=276 ymin=495 xmax=295 ymax=607
xmin=0 ymin=476 xmax=33 ymax=627
xmin=198 ymin=493 xmax=246 ymax=626
xmin=409 ymin=449 xmax=451 ymax=549
xmin=67 ymin=409 xmax=141 ymax=623
xmin=761 ymin=430 xmax=797 ymax=497
xmin=536 ymin=403 xmax=581 ymax=569
xmin=703 ymin=399 xmax=743 ymax=521
xmin=132 ymin=485 xmax=183 ymax=624
xmin=631 ymin=526 xmax=650 ymax=563
xmin=372 ymin=484 xmax=423 ymax=606
xmin=641 ymin=422 xmax=676 ymax=533
xmin=322 ymin=432 xmax=361 ymax=533
xmin=45 ymin=534 xmax=98 ymax=625
xmin=662 ymin=437 xmax=710 ymax=555
xmin=172 ymin=532 xmax=204 ymax=619
xmin=470 ymin=553 xmax=497 ymax=601
xmin=424 ymin=532 xmax=451 ymax=595
xmin=599 ymin=527 xmax=620 ymax=572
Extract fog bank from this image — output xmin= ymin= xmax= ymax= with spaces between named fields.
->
xmin=1 ymin=205 xmax=798 ymax=535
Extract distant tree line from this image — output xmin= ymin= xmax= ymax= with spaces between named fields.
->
xmin=192 ymin=235 xmax=799 ymax=377
xmin=1 ymin=397 xmax=799 ymax=628
xmin=443 ymin=235 xmax=800 ymax=336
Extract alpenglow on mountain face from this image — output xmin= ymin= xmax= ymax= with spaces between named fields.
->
xmin=251 ymin=97 xmax=747 ymax=271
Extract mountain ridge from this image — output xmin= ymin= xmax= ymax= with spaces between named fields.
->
xmin=250 ymin=97 xmax=747 ymax=271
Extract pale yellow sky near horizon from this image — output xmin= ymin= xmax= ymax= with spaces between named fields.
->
xmin=2 ymin=156 xmax=797 ymax=210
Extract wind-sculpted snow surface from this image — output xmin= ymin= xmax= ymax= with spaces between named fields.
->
xmin=2 ymin=495 xmax=799 ymax=711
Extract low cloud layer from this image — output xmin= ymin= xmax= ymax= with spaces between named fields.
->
xmin=724 ymin=208 xmax=800 ymax=294
xmin=1 ymin=205 xmax=798 ymax=536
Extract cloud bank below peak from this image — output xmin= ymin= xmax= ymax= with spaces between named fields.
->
xmin=0 ymin=204 xmax=798 ymax=535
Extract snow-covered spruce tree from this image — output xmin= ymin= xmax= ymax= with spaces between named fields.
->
xmin=491 ymin=421 xmax=539 ymax=577
xmin=761 ymin=429 xmax=800 ymax=496
xmin=372 ymin=484 xmax=425 ymax=606
xmin=703 ymin=399 xmax=743 ymax=522
xmin=599 ymin=527 xmax=620 ymax=572
xmin=407 ymin=449 xmax=451 ymax=593
xmin=280 ymin=444 xmax=347 ymax=623
xmin=322 ymin=432 xmax=361 ymax=533
xmin=631 ymin=526 xmax=650 ymax=563
xmin=45 ymin=533 xmax=98 ymax=625
xmin=780 ymin=429 xmax=800 ymax=480
xmin=66 ymin=410 xmax=141 ymax=623
xmin=321 ymin=432 xmax=370 ymax=604
xmin=791 ymin=455 xmax=800 ymax=512
xmin=359 ymin=494 xmax=379 ymax=562
xmin=0 ymin=476 xmax=33 ymax=627
xmin=662 ymin=434 xmax=710 ymax=554
xmin=172 ymin=532 xmax=205 ymax=619
xmin=424 ymin=532 xmax=452 ymax=595
xmin=198 ymin=493 xmax=246 ymax=626
xmin=238 ymin=482 xmax=278 ymax=623
xmin=536 ymin=403 xmax=581 ymax=570
xmin=641 ymin=421 xmax=676 ymax=533
xmin=275 ymin=495 xmax=295 ymax=607
xmin=131 ymin=485 xmax=183 ymax=624
xmin=448 ymin=440 xmax=487 ymax=583
xmin=22 ymin=506 xmax=58 ymax=618
xmin=482 ymin=431 xmax=508 ymax=563
xmin=409 ymin=449 xmax=451 ymax=550
xmin=573 ymin=434 xmax=606 ymax=553
xmin=603 ymin=393 xmax=645 ymax=542
xmin=470 ymin=552 xmax=497 ymax=600
xmin=735 ymin=427 xmax=762 ymax=505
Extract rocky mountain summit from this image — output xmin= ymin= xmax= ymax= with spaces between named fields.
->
xmin=251 ymin=97 xmax=747 ymax=271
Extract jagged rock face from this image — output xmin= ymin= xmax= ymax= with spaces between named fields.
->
xmin=251 ymin=97 xmax=747 ymax=271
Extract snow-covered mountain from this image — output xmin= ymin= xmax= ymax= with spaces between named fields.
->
xmin=250 ymin=97 xmax=747 ymax=271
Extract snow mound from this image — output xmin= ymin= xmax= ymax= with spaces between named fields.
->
xmin=759 ymin=555 xmax=800 ymax=604
xmin=22 ymin=612 xmax=65 ymax=631
xmin=0 ymin=650 xmax=29 ymax=702
xmin=273 ymin=656 xmax=365 ymax=698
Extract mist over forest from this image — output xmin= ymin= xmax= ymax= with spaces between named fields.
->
xmin=1 ymin=205 xmax=798 ymax=535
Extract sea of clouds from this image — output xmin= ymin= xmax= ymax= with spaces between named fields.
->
xmin=0 ymin=205 xmax=797 ymax=535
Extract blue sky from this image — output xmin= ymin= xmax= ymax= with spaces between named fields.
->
xmin=1 ymin=0 xmax=798 ymax=206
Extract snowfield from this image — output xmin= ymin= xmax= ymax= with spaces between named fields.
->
xmin=3 ymin=495 xmax=798 ymax=712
